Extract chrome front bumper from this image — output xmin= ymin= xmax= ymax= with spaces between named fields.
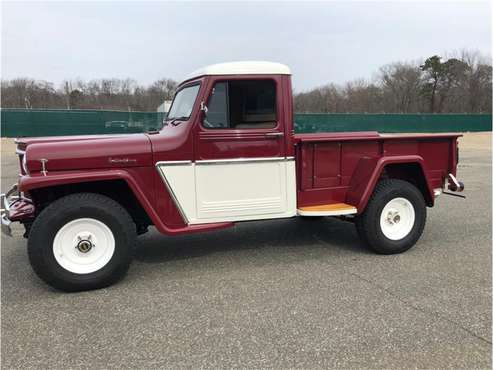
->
xmin=1 ymin=184 xmax=20 ymax=237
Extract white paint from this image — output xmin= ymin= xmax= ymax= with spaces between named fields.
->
xmin=157 ymin=158 xmax=296 ymax=224
xmin=53 ymin=218 xmax=115 ymax=274
xmin=183 ymin=61 xmax=291 ymax=82
xmin=297 ymin=207 xmax=357 ymax=217
xmin=379 ymin=197 xmax=415 ymax=240
xmin=156 ymin=161 xmax=195 ymax=223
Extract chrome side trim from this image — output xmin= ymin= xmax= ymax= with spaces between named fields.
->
xmin=155 ymin=160 xmax=193 ymax=166
xmin=155 ymin=163 xmax=191 ymax=224
xmin=197 ymin=157 xmax=294 ymax=165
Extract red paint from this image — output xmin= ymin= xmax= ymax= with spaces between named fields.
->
xmin=13 ymin=74 xmax=462 ymax=234
xmin=25 ymin=134 xmax=152 ymax=172
xmin=193 ymin=75 xmax=287 ymax=160
xmin=346 ymin=155 xmax=433 ymax=211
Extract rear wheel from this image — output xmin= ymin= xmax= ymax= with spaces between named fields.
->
xmin=28 ymin=193 xmax=136 ymax=292
xmin=356 ymin=179 xmax=426 ymax=254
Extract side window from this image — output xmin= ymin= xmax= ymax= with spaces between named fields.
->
xmin=203 ymin=82 xmax=228 ymax=128
xmin=203 ymin=80 xmax=277 ymax=129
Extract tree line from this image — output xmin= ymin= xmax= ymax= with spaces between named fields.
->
xmin=1 ymin=78 xmax=177 ymax=111
xmin=295 ymin=50 xmax=491 ymax=113
xmin=1 ymin=50 xmax=491 ymax=113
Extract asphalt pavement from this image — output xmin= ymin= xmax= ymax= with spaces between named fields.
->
xmin=1 ymin=134 xmax=491 ymax=369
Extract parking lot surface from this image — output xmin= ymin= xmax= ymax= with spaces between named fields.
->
xmin=1 ymin=133 xmax=491 ymax=369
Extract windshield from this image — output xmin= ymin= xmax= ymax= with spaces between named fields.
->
xmin=167 ymin=84 xmax=200 ymax=120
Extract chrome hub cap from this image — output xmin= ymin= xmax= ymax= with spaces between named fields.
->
xmin=76 ymin=236 xmax=94 ymax=253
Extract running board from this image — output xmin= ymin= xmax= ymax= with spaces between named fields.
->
xmin=297 ymin=203 xmax=357 ymax=216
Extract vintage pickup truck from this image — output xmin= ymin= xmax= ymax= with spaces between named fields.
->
xmin=1 ymin=61 xmax=464 ymax=292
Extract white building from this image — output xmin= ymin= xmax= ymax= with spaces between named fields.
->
xmin=157 ymin=100 xmax=172 ymax=113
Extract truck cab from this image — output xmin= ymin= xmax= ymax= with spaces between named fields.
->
xmin=1 ymin=61 xmax=464 ymax=292
xmin=155 ymin=62 xmax=297 ymax=225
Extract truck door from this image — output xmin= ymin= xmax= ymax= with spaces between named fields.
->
xmin=192 ymin=76 xmax=296 ymax=223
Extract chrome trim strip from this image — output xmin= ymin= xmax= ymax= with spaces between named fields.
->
xmin=155 ymin=160 xmax=193 ymax=166
xmin=196 ymin=157 xmax=294 ymax=165
xmin=155 ymin=164 xmax=190 ymax=224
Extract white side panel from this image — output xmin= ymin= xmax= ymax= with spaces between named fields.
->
xmin=156 ymin=158 xmax=296 ymax=225
xmin=157 ymin=162 xmax=197 ymax=223
xmin=286 ymin=160 xmax=297 ymax=218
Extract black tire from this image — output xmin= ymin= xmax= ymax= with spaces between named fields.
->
xmin=355 ymin=179 xmax=426 ymax=254
xmin=28 ymin=193 xmax=136 ymax=292
xmin=299 ymin=216 xmax=325 ymax=221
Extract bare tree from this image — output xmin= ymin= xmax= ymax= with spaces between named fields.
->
xmin=380 ymin=62 xmax=423 ymax=112
xmin=1 ymin=50 xmax=491 ymax=113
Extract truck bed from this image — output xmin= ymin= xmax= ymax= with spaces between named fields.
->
xmin=294 ymin=131 xmax=461 ymax=209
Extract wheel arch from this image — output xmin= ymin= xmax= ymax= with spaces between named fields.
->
xmin=346 ymin=155 xmax=434 ymax=213
xmin=22 ymin=171 xmax=156 ymax=234
xmin=19 ymin=170 xmax=234 ymax=236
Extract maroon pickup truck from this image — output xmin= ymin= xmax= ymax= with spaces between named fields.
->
xmin=1 ymin=61 xmax=464 ymax=292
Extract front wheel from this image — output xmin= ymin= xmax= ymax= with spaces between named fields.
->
xmin=28 ymin=193 xmax=136 ymax=292
xmin=356 ymin=179 xmax=426 ymax=254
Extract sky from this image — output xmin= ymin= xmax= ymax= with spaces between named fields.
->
xmin=1 ymin=1 xmax=491 ymax=91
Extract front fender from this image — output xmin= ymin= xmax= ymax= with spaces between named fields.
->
xmin=346 ymin=155 xmax=435 ymax=213
xmin=19 ymin=168 xmax=157 ymax=220
xmin=18 ymin=169 xmax=232 ymax=236
xmin=19 ymin=169 xmax=143 ymax=193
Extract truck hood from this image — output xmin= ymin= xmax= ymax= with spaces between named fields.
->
xmin=21 ymin=133 xmax=153 ymax=173
xmin=16 ymin=134 xmax=136 ymax=150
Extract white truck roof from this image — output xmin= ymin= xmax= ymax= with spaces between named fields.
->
xmin=182 ymin=61 xmax=291 ymax=82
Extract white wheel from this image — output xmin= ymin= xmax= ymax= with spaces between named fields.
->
xmin=379 ymin=197 xmax=415 ymax=241
xmin=53 ymin=218 xmax=115 ymax=274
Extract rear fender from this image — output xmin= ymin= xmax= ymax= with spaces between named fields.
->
xmin=346 ymin=155 xmax=434 ymax=213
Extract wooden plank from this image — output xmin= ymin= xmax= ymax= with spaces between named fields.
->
xmin=298 ymin=203 xmax=355 ymax=212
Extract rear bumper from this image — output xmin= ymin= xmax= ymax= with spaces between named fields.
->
xmin=434 ymin=173 xmax=465 ymax=200
xmin=1 ymin=184 xmax=35 ymax=237
xmin=447 ymin=173 xmax=465 ymax=192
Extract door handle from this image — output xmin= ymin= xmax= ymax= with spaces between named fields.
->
xmin=265 ymin=132 xmax=284 ymax=138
